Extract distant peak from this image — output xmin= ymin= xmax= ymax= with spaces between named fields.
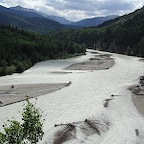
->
xmin=10 ymin=5 xmax=23 ymax=9
xmin=15 ymin=5 xmax=22 ymax=7
xmin=11 ymin=5 xmax=23 ymax=8
xmin=10 ymin=5 xmax=36 ymax=13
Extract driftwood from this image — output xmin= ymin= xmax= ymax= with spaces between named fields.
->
xmin=54 ymin=121 xmax=84 ymax=127
xmin=11 ymin=85 xmax=14 ymax=88
xmin=129 ymin=85 xmax=141 ymax=94
xmin=65 ymin=81 xmax=72 ymax=87
xmin=53 ymin=124 xmax=76 ymax=144
xmin=111 ymin=94 xmax=121 ymax=97
xmin=53 ymin=119 xmax=110 ymax=143
xmin=84 ymin=119 xmax=101 ymax=135
xmin=89 ymin=58 xmax=100 ymax=61
xmin=135 ymin=129 xmax=139 ymax=136
xmin=103 ymin=99 xmax=112 ymax=108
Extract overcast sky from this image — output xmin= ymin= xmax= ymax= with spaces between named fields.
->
xmin=0 ymin=0 xmax=144 ymax=21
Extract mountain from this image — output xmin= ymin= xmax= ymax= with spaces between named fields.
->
xmin=0 ymin=5 xmax=43 ymax=18
xmin=10 ymin=5 xmax=36 ymax=13
xmin=10 ymin=5 xmax=118 ymax=26
xmin=71 ymin=15 xmax=118 ymax=27
xmin=0 ymin=5 xmax=67 ymax=33
xmin=0 ymin=5 xmax=8 ymax=11
xmin=10 ymin=5 xmax=72 ymax=25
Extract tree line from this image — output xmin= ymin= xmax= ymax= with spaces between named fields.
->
xmin=0 ymin=25 xmax=86 ymax=76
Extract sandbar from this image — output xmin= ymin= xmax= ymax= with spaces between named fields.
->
xmin=64 ymin=54 xmax=114 ymax=70
xmin=0 ymin=83 xmax=68 ymax=107
xmin=129 ymin=76 xmax=144 ymax=116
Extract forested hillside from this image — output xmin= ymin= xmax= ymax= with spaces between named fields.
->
xmin=57 ymin=6 xmax=144 ymax=57
xmin=0 ymin=25 xmax=86 ymax=76
xmin=78 ymin=7 xmax=144 ymax=57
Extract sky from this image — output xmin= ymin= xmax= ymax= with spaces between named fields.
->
xmin=0 ymin=0 xmax=144 ymax=21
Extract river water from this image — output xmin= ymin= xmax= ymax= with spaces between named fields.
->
xmin=0 ymin=50 xmax=144 ymax=144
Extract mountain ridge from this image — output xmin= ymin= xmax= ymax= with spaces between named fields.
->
xmin=10 ymin=5 xmax=117 ymax=26
xmin=71 ymin=15 xmax=118 ymax=27
xmin=10 ymin=5 xmax=73 ymax=25
xmin=10 ymin=5 xmax=37 ymax=13
xmin=0 ymin=5 xmax=67 ymax=33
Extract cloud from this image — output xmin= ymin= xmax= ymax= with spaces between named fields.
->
xmin=0 ymin=0 xmax=144 ymax=21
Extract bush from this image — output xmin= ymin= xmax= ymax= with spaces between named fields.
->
xmin=22 ymin=100 xmax=44 ymax=143
xmin=3 ymin=120 xmax=23 ymax=144
xmin=0 ymin=99 xmax=44 ymax=144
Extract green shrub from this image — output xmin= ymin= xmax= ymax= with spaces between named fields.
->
xmin=0 ymin=99 xmax=44 ymax=144
xmin=3 ymin=120 xmax=23 ymax=144
xmin=22 ymin=100 xmax=44 ymax=143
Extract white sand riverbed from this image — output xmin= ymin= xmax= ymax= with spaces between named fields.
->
xmin=0 ymin=50 xmax=144 ymax=144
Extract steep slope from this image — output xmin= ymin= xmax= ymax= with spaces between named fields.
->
xmin=0 ymin=5 xmax=66 ymax=33
xmin=0 ymin=5 xmax=43 ymax=18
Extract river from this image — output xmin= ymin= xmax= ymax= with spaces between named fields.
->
xmin=0 ymin=50 xmax=144 ymax=144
